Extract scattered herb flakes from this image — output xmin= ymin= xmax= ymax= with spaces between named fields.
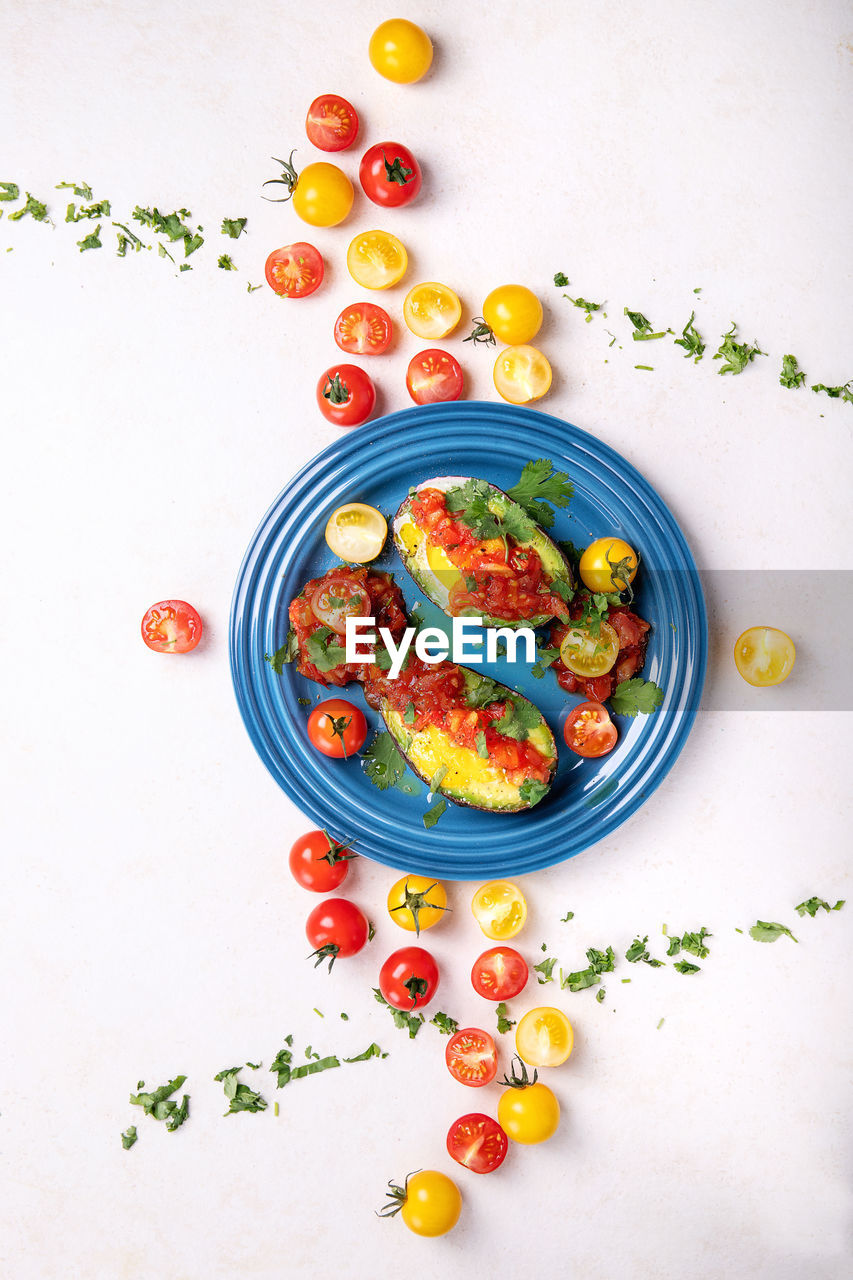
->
xmin=430 ymin=1012 xmax=459 ymax=1035
xmin=214 ymin=1065 xmax=268 ymax=1114
xmin=563 ymin=289 xmax=604 ymax=321
xmin=303 ymin=625 xmax=346 ymax=673
xmin=76 ymin=225 xmax=102 ymax=252
xmin=506 ymin=458 xmax=573 ymax=528
xmin=657 ymin=1018 xmax=665 ymax=1030
xmin=518 ymin=777 xmax=550 ymax=810
xmin=373 ymin=988 xmax=424 ymax=1038
xmin=559 ymin=945 xmax=615 ymax=992
xmin=494 ymin=697 xmax=542 ymax=741
xmin=680 ymin=928 xmax=712 ymax=959
xmin=534 ymin=956 xmax=557 ymax=984
xmin=363 ymin=732 xmax=407 ymax=792
xmin=811 ymin=380 xmax=853 ymax=404
xmin=625 ymin=936 xmax=665 ymax=966
xmin=343 ymin=1042 xmax=388 ymax=1063
xmin=247 ymin=282 xmax=263 ymax=292
xmin=269 ymin=1037 xmax=295 ymax=1087
xmin=9 ymin=192 xmax=49 ymax=222
xmin=340 ymin=1012 xmax=349 ymax=1020
xmin=423 ymin=797 xmax=446 ymax=829
xmin=624 ymin=307 xmax=667 ymax=340
xmin=560 ymin=911 xmax=575 ymax=922
xmin=120 ymin=1125 xmax=138 ymax=1149
xmin=749 ymin=920 xmax=798 ymax=944
xmin=666 ymin=935 xmax=682 ymax=957
xmin=713 ymin=322 xmax=766 ymax=375
xmin=795 ymin=897 xmax=845 ymax=917
xmin=610 ymin=678 xmax=664 ymax=717
xmin=368 ymin=920 xmax=376 ymax=941
xmin=129 ymin=1075 xmax=190 ymax=1130
xmin=596 ymin=988 xmax=606 ymax=1003
xmin=634 ymin=365 xmax=654 ymax=371
xmin=1 ymin=182 xmax=20 ymax=202
xmin=673 ymin=960 xmax=701 ymax=975
xmin=56 ymin=179 xmax=93 ymax=199
xmin=66 ymin=198 xmax=111 ymax=222
xmin=221 ymin=216 xmax=248 ymax=238
xmin=113 ymin=221 xmax=144 ymax=256
xmin=780 ymin=354 xmax=805 ymax=389
xmin=218 ymin=254 xmax=237 ymax=270
xmin=403 ymin=701 xmax=416 ymax=726
xmin=297 ymin=696 xmax=311 ymax=707
xmin=264 ymin=631 xmax=297 ymax=672
xmin=495 ymin=1002 xmax=515 ymax=1034
xmin=531 ymin=646 xmax=560 ymax=679
xmin=674 ymin=311 xmax=705 ymax=362
xmin=553 ymin=271 xmax=569 ymax=287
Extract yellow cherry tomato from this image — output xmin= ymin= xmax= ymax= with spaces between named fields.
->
xmin=559 ymin=618 xmax=620 ymax=677
xmin=324 ymin=503 xmax=387 ymax=563
xmin=734 ymin=626 xmax=796 ymax=687
xmin=515 ymin=1007 xmax=574 ymax=1068
xmin=291 ymin=162 xmax=353 ymax=228
xmin=497 ymin=1077 xmax=560 ymax=1145
xmin=493 ymin=344 xmax=552 ymax=405
xmin=403 ymin=282 xmax=462 ymax=339
xmin=471 ymin=880 xmax=527 ymax=940
xmin=579 ymin=538 xmax=639 ymax=594
xmin=385 ymin=1170 xmax=460 ymax=1236
xmin=369 ymin=18 xmax=433 ymax=84
xmin=482 ymin=285 xmax=543 ymax=345
xmin=387 ymin=874 xmax=448 ymax=936
xmin=346 ymin=229 xmax=408 ymax=290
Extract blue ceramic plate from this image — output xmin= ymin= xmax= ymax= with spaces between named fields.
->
xmin=230 ymin=402 xmax=706 ymax=878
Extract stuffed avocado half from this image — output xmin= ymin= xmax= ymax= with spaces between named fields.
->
xmin=393 ymin=476 xmax=574 ymax=629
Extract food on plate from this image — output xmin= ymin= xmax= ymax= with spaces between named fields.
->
xmin=471 ymin=946 xmax=529 ymax=1000
xmin=560 ymin=618 xmax=621 ymax=678
xmin=346 ymin=229 xmax=408 ymax=289
xmin=316 ymin=364 xmax=376 ymax=427
xmin=264 ymin=242 xmax=324 ymax=297
xmin=497 ymin=1056 xmax=560 ymax=1144
xmin=324 ymin=503 xmax=387 ymax=562
xmin=378 ymin=1170 xmax=461 ymax=1237
xmin=563 ymin=701 xmax=618 ymax=757
xmin=263 ymin=153 xmax=354 ymax=227
xmin=405 ymin=350 xmax=463 ymax=404
xmin=549 ymin=592 xmax=650 ymax=704
xmin=305 ymin=94 xmax=359 ymax=151
xmin=445 ymin=1027 xmax=498 ymax=1087
xmin=387 ymin=875 xmax=449 ymax=935
xmin=359 ymin=142 xmax=422 ymax=207
xmin=403 ymin=282 xmax=462 ymax=339
xmin=481 ymin=284 xmax=543 ymax=345
xmin=446 ymin=1113 xmax=508 ymax=1174
xmin=368 ymin=18 xmax=433 ymax=84
xmin=289 ymin=566 xmax=408 ymax=687
xmin=378 ymin=945 xmax=439 ymax=1010
xmin=333 ymin=302 xmax=393 ymax=355
xmin=289 ymin=829 xmax=356 ymax=892
xmin=493 ymin=344 xmax=552 ymax=404
xmin=579 ymin=537 xmax=639 ymax=594
xmin=140 ymin=600 xmax=202 ymax=654
xmin=305 ymin=897 xmax=369 ymax=969
xmin=515 ymin=1006 xmax=574 ymax=1067
xmin=471 ymin=881 xmax=528 ymax=939
xmin=393 ymin=476 xmax=574 ymax=627
xmin=734 ymin=626 xmax=796 ymax=686
xmin=306 ymin=698 xmax=368 ymax=758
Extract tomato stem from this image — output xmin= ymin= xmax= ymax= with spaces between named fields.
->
xmin=320 ymin=831 xmax=357 ymax=865
xmin=376 ymin=1171 xmax=421 ymax=1219
xmin=322 ymin=373 xmax=351 ymax=406
xmin=308 ymin=942 xmax=341 ymax=972
xmin=463 ymin=317 xmax=496 ymax=346
xmin=382 ymin=152 xmax=414 ymax=186
xmin=500 ymin=1054 xmax=539 ymax=1089
xmin=403 ymin=974 xmax=429 ymax=1006
xmin=389 ymin=879 xmax=450 ymax=936
xmin=262 ymin=151 xmax=299 ymax=202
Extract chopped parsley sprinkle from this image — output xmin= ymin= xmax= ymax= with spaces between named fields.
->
xmin=713 ymin=322 xmax=766 ymax=375
xmin=221 ymin=216 xmax=248 ymax=238
xmin=749 ymin=920 xmax=798 ymax=944
xmin=218 ymin=253 xmax=237 ymax=270
xmin=430 ymin=1012 xmax=459 ymax=1035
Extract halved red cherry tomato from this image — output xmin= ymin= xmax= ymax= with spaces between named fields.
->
xmin=305 ymin=94 xmax=359 ymax=152
xmin=446 ymin=1113 xmax=508 ymax=1174
xmin=317 ymin=363 xmax=376 ymax=427
xmin=305 ymin=897 xmax=368 ymax=969
xmin=141 ymin=600 xmax=202 ymax=654
xmin=264 ymin=242 xmax=324 ymax=298
xmin=289 ymin=830 xmax=356 ymax=892
xmin=379 ymin=946 xmax=439 ymax=1010
xmin=445 ymin=1028 xmax=498 ymax=1087
xmin=359 ymin=142 xmax=422 ymax=208
xmin=471 ymin=947 xmax=529 ymax=1001
xmin=563 ymin=701 xmax=618 ymax=758
xmin=309 ymin=573 xmax=370 ymax=635
xmin=406 ymin=349 xmax=463 ymax=405
xmin=334 ymin=303 xmax=393 ymax=355
xmin=307 ymin=698 xmax=368 ymax=759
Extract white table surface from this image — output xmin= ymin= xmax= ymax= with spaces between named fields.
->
xmin=2 ymin=2 xmax=852 ymax=1277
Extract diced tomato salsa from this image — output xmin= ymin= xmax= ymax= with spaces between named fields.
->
xmin=410 ymin=487 xmax=569 ymax=623
xmin=549 ymin=594 xmax=650 ymax=703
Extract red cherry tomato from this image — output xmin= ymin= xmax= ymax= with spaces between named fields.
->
xmin=140 ymin=600 xmax=202 ymax=654
xmin=334 ymin=302 xmax=393 ymax=355
xmin=446 ymin=1113 xmax=508 ymax=1174
xmin=317 ymin=363 xmax=376 ymax=427
xmin=264 ymin=242 xmax=324 ymax=298
xmin=289 ymin=830 xmax=355 ymax=892
xmin=445 ymin=1028 xmax=498 ymax=1087
xmin=309 ymin=572 xmax=370 ymax=635
xmin=305 ymin=897 xmax=369 ymax=969
xmin=379 ymin=946 xmax=439 ymax=1010
xmin=306 ymin=698 xmax=368 ymax=759
xmin=471 ymin=946 xmax=529 ymax=1001
xmin=406 ymin=350 xmax=463 ymax=405
xmin=359 ymin=141 xmax=422 ymax=208
xmin=305 ymin=94 xmax=359 ymax=152
xmin=563 ymin=701 xmax=618 ymax=758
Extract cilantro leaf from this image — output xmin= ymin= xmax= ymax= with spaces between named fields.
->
xmin=76 ymin=225 xmax=102 ymax=252
xmin=811 ymin=381 xmax=853 ymax=404
xmin=795 ymin=897 xmax=845 ymax=917
xmin=748 ymin=920 xmax=798 ymax=944
xmin=553 ymin=271 xmax=569 ymax=287
xmin=0 ymin=182 xmax=20 ymax=202
xmin=56 ymin=180 xmax=93 ymax=199
xmin=121 ymin=1125 xmax=138 ymax=1149
xmin=713 ymin=322 xmax=766 ymax=375
xmin=519 ymin=778 xmax=549 ymax=808
xmin=680 ymin=928 xmax=712 ymax=958
xmin=625 ymin=936 xmax=664 ymax=966
xmin=464 ymin=674 xmax=503 ymax=709
xmin=303 ymin=625 xmax=347 ymax=673
xmin=264 ymin=630 xmax=297 ymax=672
xmin=674 ymin=960 xmax=701 ymax=974
xmin=624 ymin=308 xmax=667 ymax=340
xmin=674 ymin=311 xmax=705 ymax=362
xmin=506 ymin=458 xmax=573 ymax=528
xmin=362 ymin=732 xmax=407 ymax=792
xmin=430 ymin=1012 xmax=459 ymax=1035
xmin=221 ymin=217 xmax=248 ymax=238
xmin=475 ymin=729 xmax=488 ymax=758
xmin=129 ymin=1075 xmax=189 ymax=1130
xmin=495 ymin=1002 xmax=515 ymax=1034
xmin=343 ymin=1042 xmax=388 ymax=1062
xmin=218 ymin=254 xmax=237 ymax=270
xmin=9 ymin=192 xmax=49 ymax=222
xmin=610 ymin=678 xmax=664 ymax=717
xmin=214 ymin=1066 xmax=268 ymax=1114
xmin=423 ymin=797 xmax=446 ymax=829
xmin=560 ymin=910 xmax=574 ymax=922
xmin=780 ymin=354 xmax=805 ymax=389
xmin=531 ymin=646 xmax=560 ymax=678
xmin=494 ymin=697 xmax=542 ymax=741
xmin=373 ymin=988 xmax=424 ymax=1038
xmin=534 ymin=956 xmax=557 ymax=983
xmin=113 ymin=221 xmax=144 ymax=256
xmin=444 ymin=479 xmax=504 ymax=540
xmin=559 ymin=945 xmax=615 ymax=992
xmin=269 ymin=1037 xmax=295 ymax=1087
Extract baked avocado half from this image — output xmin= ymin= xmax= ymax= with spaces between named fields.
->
xmin=393 ymin=476 xmax=574 ymax=629
xmin=377 ymin=667 xmax=557 ymax=813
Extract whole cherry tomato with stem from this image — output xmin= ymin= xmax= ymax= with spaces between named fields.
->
xmin=359 ymin=142 xmax=422 ymax=208
xmin=317 ymin=364 xmax=376 ymax=427
xmin=497 ymin=1055 xmax=560 ymax=1145
xmin=263 ymin=151 xmax=353 ymax=227
xmin=379 ymin=946 xmax=439 ymax=1010
xmin=305 ymin=897 xmax=369 ymax=971
xmin=386 ymin=875 xmax=449 ymax=936
xmin=289 ymin=830 xmax=356 ymax=892
xmin=306 ymin=698 xmax=367 ymax=759
xmin=378 ymin=1170 xmax=460 ymax=1238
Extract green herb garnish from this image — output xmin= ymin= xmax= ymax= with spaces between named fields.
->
xmin=129 ymin=1075 xmax=189 ymax=1130
xmin=713 ymin=321 xmax=766 ymax=375
xmin=674 ymin=311 xmax=705 ymax=362
xmin=218 ymin=254 xmax=237 ymax=270
xmin=495 ymin=1002 xmax=515 ymax=1034
xmin=120 ymin=1125 xmax=138 ymax=1149
xmin=430 ymin=1012 xmax=459 ymax=1035
xmin=506 ymin=458 xmax=573 ymax=529
xmin=609 ymin=677 xmax=664 ymax=717
xmin=214 ymin=1065 xmax=268 ymax=1114
xmin=221 ymin=217 xmax=247 ymax=238
xmin=8 ymin=192 xmax=49 ymax=222
xmin=795 ymin=897 xmax=845 ymax=917
xmin=534 ymin=956 xmax=557 ymax=983
xmin=748 ymin=920 xmax=798 ymax=944
xmin=373 ymin=988 xmax=424 ymax=1038
xmin=780 ymin=354 xmax=805 ymax=388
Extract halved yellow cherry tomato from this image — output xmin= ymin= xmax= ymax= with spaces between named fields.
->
xmin=369 ymin=18 xmax=433 ymax=84
xmin=403 ymin=282 xmax=462 ymax=339
xmin=515 ymin=1007 xmax=574 ymax=1068
xmin=324 ymin=503 xmax=387 ymax=563
xmin=497 ymin=1075 xmax=560 ymax=1145
xmin=471 ymin=880 xmax=527 ymax=940
xmin=579 ymin=538 xmax=639 ymax=594
xmin=346 ymin=229 xmax=408 ymax=290
xmin=734 ymin=627 xmax=796 ymax=687
xmin=291 ymin=162 xmax=354 ymax=228
xmin=387 ymin=874 xmax=448 ymax=935
xmin=559 ymin=618 xmax=620 ymax=677
xmin=482 ymin=285 xmax=543 ymax=345
xmin=493 ymin=344 xmax=552 ymax=405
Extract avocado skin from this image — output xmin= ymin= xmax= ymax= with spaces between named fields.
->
xmin=393 ymin=479 xmax=574 ymax=629
xmin=379 ymin=667 xmax=557 ymax=813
